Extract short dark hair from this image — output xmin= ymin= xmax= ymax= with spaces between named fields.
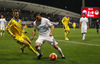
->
xmin=33 ymin=12 xmax=40 ymax=17
xmin=83 ymin=13 xmax=85 ymax=15
xmin=13 ymin=9 xmax=19 ymax=12
xmin=66 ymin=13 xmax=68 ymax=14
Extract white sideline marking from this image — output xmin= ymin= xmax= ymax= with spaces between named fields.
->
xmin=54 ymin=35 xmax=100 ymax=37
xmin=57 ymin=40 xmax=100 ymax=47
xmin=34 ymin=37 xmax=100 ymax=47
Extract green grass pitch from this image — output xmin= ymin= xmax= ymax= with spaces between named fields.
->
xmin=0 ymin=28 xmax=100 ymax=64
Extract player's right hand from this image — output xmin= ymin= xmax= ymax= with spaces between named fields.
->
xmin=13 ymin=35 xmax=16 ymax=38
xmin=30 ymin=37 xmax=33 ymax=40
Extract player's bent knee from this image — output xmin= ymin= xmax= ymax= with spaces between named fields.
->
xmin=23 ymin=40 xmax=28 ymax=44
xmin=35 ymin=42 xmax=40 ymax=48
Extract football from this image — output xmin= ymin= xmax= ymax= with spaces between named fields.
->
xmin=49 ymin=53 xmax=57 ymax=60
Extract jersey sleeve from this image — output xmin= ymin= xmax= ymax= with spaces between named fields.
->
xmin=46 ymin=19 xmax=53 ymax=27
xmin=61 ymin=17 xmax=65 ymax=24
xmin=5 ymin=19 xmax=14 ymax=36
xmin=33 ymin=22 xmax=37 ymax=30
xmin=87 ymin=18 xmax=89 ymax=22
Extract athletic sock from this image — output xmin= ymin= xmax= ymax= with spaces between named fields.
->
xmin=57 ymin=47 xmax=64 ymax=57
xmin=26 ymin=43 xmax=39 ymax=56
xmin=36 ymin=47 xmax=43 ymax=55
xmin=83 ymin=34 xmax=85 ymax=40
xmin=65 ymin=32 xmax=67 ymax=38
xmin=66 ymin=32 xmax=69 ymax=38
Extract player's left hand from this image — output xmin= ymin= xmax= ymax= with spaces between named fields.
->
xmin=70 ymin=23 xmax=72 ymax=24
xmin=30 ymin=37 xmax=33 ymax=40
xmin=25 ymin=31 xmax=29 ymax=33
xmin=49 ymin=32 xmax=52 ymax=36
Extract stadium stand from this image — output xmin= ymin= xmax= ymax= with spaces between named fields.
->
xmin=0 ymin=0 xmax=80 ymax=28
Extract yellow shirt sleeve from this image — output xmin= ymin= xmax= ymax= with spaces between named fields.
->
xmin=61 ymin=17 xmax=65 ymax=24
xmin=5 ymin=19 xmax=14 ymax=36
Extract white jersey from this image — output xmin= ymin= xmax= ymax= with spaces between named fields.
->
xmin=0 ymin=18 xmax=6 ymax=26
xmin=80 ymin=17 xmax=88 ymax=28
xmin=33 ymin=17 xmax=53 ymax=36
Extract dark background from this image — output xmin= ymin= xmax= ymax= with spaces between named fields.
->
xmin=18 ymin=0 xmax=100 ymax=14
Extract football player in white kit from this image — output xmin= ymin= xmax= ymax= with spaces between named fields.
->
xmin=79 ymin=13 xmax=89 ymax=41
xmin=30 ymin=12 xmax=66 ymax=59
xmin=0 ymin=15 xmax=7 ymax=37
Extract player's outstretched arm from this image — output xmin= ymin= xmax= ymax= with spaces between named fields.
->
xmin=30 ymin=29 xmax=36 ymax=40
xmin=49 ymin=25 xmax=54 ymax=36
xmin=5 ymin=20 xmax=14 ymax=37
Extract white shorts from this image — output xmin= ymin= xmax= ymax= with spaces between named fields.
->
xmin=35 ymin=36 xmax=58 ymax=46
xmin=0 ymin=26 xmax=5 ymax=31
xmin=81 ymin=27 xmax=87 ymax=33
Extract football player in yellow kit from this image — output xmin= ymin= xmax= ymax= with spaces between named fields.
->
xmin=72 ymin=22 xmax=76 ymax=30
xmin=5 ymin=9 xmax=39 ymax=58
xmin=62 ymin=13 xmax=72 ymax=40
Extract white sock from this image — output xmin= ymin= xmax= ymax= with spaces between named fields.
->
xmin=36 ymin=52 xmax=39 ymax=56
xmin=36 ymin=47 xmax=43 ymax=55
xmin=1 ymin=32 xmax=2 ymax=36
xmin=83 ymin=34 xmax=85 ymax=40
xmin=57 ymin=47 xmax=64 ymax=57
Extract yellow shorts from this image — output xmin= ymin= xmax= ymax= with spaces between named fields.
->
xmin=14 ymin=34 xmax=29 ymax=45
xmin=63 ymin=26 xmax=70 ymax=30
xmin=73 ymin=26 xmax=76 ymax=28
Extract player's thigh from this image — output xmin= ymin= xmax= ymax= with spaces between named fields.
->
xmin=65 ymin=26 xmax=70 ymax=31
xmin=35 ymin=37 xmax=44 ymax=47
xmin=1 ymin=26 xmax=3 ymax=30
xmin=81 ymin=27 xmax=87 ymax=33
xmin=45 ymin=36 xmax=58 ymax=46
xmin=3 ymin=26 xmax=5 ymax=31
xmin=96 ymin=27 xmax=99 ymax=30
xmin=15 ymin=36 xmax=26 ymax=46
xmin=22 ymin=34 xmax=31 ymax=43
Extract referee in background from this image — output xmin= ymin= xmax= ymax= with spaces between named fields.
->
xmin=95 ymin=20 xmax=100 ymax=33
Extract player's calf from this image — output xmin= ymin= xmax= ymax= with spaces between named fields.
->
xmin=54 ymin=45 xmax=66 ymax=59
xmin=35 ymin=42 xmax=43 ymax=59
xmin=20 ymin=47 xmax=25 ymax=53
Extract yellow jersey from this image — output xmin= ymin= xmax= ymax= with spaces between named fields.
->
xmin=6 ymin=17 xmax=25 ymax=37
xmin=62 ymin=16 xmax=70 ymax=26
xmin=72 ymin=23 xmax=76 ymax=27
